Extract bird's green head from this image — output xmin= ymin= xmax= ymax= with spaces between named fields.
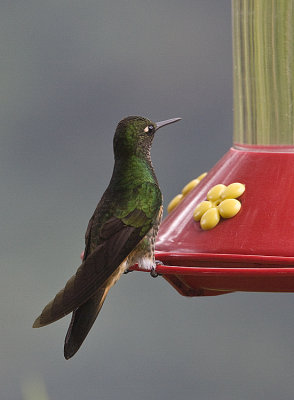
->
xmin=113 ymin=116 xmax=181 ymax=159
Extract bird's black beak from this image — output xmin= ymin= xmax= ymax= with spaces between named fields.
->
xmin=155 ymin=117 xmax=181 ymax=131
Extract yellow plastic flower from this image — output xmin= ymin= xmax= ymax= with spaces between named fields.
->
xmin=193 ymin=182 xmax=245 ymax=230
xmin=167 ymin=173 xmax=207 ymax=213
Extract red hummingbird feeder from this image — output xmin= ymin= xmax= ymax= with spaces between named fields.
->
xmin=134 ymin=0 xmax=294 ymax=296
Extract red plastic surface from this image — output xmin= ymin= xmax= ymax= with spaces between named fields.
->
xmin=144 ymin=147 xmax=294 ymax=296
xmin=156 ymin=147 xmax=294 ymax=258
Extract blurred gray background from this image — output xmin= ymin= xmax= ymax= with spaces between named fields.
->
xmin=2 ymin=0 xmax=294 ymax=399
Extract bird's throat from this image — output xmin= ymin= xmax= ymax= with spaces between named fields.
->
xmin=112 ymin=154 xmax=158 ymax=188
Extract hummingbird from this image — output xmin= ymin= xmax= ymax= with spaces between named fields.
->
xmin=33 ymin=115 xmax=181 ymax=359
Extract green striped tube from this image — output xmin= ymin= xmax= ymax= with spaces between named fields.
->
xmin=232 ymin=0 xmax=294 ymax=145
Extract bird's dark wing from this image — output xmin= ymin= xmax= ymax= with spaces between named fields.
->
xmin=33 ymin=183 xmax=162 ymax=328
xmin=82 ymin=214 xmax=94 ymax=260
xmin=33 ymin=219 xmax=140 ymax=327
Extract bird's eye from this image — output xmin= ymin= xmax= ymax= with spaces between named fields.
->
xmin=144 ymin=125 xmax=154 ymax=133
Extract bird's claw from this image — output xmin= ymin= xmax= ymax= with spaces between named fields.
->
xmin=150 ymin=268 xmax=158 ymax=278
xmin=150 ymin=261 xmax=163 ymax=278
xmin=123 ymin=268 xmax=132 ymax=275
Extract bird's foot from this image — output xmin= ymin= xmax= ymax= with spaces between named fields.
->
xmin=123 ymin=268 xmax=133 ymax=275
xmin=150 ymin=260 xmax=163 ymax=278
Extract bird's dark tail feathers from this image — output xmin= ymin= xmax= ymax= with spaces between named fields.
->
xmin=64 ymin=287 xmax=109 ymax=360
